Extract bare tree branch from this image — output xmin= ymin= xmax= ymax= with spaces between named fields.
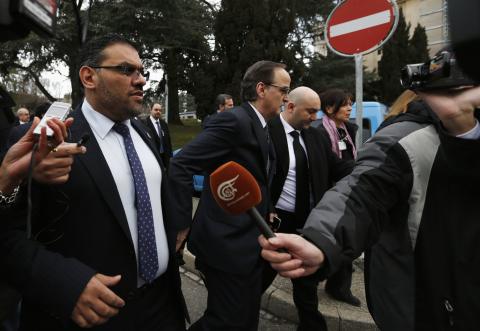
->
xmin=10 ymin=63 xmax=57 ymax=102
xmin=199 ymin=0 xmax=216 ymax=13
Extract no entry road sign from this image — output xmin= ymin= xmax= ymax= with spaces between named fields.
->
xmin=325 ymin=0 xmax=398 ymax=56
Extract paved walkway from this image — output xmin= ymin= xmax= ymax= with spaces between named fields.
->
xmin=186 ymin=198 xmax=377 ymax=330
xmin=181 ymin=250 xmax=377 ymax=331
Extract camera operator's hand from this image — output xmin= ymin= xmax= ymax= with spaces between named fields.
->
xmin=420 ymin=86 xmax=480 ymax=135
xmin=33 ymin=142 xmax=86 ymax=184
xmin=0 ymin=117 xmax=73 ymax=194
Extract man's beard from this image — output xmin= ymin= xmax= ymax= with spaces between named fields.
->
xmin=98 ymin=80 xmax=142 ymax=121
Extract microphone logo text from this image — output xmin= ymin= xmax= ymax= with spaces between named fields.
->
xmin=217 ymin=175 xmax=239 ymax=201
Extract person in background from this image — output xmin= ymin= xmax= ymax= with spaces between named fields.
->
xmin=312 ymin=88 xmax=360 ymax=306
xmin=377 ymin=89 xmax=431 ymax=132
xmin=15 ymin=108 xmax=30 ymax=126
xmin=142 ymin=103 xmax=173 ymax=168
xmin=264 ymin=86 xmax=354 ymax=330
xmin=215 ymin=94 xmax=234 ymax=113
xmin=202 ymin=94 xmax=234 ymax=128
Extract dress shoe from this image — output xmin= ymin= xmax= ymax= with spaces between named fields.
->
xmin=325 ymin=289 xmax=361 ymax=307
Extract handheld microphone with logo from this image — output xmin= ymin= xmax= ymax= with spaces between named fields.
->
xmin=210 ymin=161 xmax=277 ymax=239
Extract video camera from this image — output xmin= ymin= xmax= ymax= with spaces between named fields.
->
xmin=400 ymin=50 xmax=476 ymax=91
xmin=400 ymin=0 xmax=479 ymax=91
xmin=0 ymin=0 xmax=57 ymax=41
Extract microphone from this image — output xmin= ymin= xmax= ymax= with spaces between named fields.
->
xmin=210 ymin=161 xmax=277 ymax=239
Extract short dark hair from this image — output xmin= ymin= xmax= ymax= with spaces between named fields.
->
xmin=79 ymin=33 xmax=138 ymax=68
xmin=240 ymin=61 xmax=286 ymax=102
xmin=320 ymin=88 xmax=353 ymax=116
xmin=215 ymin=94 xmax=232 ymax=108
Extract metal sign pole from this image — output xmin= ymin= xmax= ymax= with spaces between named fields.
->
xmin=355 ymin=53 xmax=363 ymax=147
xmin=164 ymin=74 xmax=169 ymax=124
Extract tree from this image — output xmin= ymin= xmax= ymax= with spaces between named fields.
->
xmin=408 ymin=24 xmax=429 ymax=63
xmin=196 ymin=0 xmax=333 ymax=119
xmin=378 ymin=9 xmax=411 ymax=104
xmin=302 ymin=53 xmax=355 ymax=94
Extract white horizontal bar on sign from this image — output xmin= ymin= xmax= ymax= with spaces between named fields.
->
xmin=330 ymin=10 xmax=391 ymax=37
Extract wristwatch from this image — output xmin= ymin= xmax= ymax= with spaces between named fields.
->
xmin=0 ymin=185 xmax=20 ymax=207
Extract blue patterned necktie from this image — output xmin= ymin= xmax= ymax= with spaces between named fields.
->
xmin=113 ymin=122 xmax=159 ymax=283
xmin=155 ymin=121 xmax=165 ymax=153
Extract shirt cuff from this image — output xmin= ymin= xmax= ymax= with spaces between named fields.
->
xmin=456 ymin=120 xmax=480 ymax=140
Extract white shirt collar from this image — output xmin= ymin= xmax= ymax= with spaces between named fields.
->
xmin=248 ymin=102 xmax=267 ymax=128
xmin=82 ymin=99 xmax=130 ymax=140
xmin=279 ymin=112 xmax=298 ymax=135
xmin=150 ymin=115 xmax=160 ymax=123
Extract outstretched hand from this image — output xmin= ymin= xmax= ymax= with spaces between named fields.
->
xmin=420 ymin=86 xmax=480 ymax=135
xmin=0 ymin=117 xmax=74 ymax=193
xmin=258 ymin=233 xmax=325 ymax=279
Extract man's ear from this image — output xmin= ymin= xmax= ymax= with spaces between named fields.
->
xmin=256 ymin=82 xmax=266 ymax=99
xmin=79 ymin=66 xmax=97 ymax=90
xmin=286 ymin=101 xmax=295 ymax=113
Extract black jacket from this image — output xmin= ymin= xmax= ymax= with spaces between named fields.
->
xmin=268 ymin=115 xmax=353 ymax=229
xmin=141 ymin=117 xmax=173 ymax=168
xmin=169 ymin=102 xmax=275 ymax=275
xmin=0 ymin=107 xmax=186 ymax=330
xmin=303 ymin=104 xmax=480 ymax=330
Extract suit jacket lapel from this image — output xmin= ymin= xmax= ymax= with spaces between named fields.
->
xmin=69 ymin=108 xmax=134 ymax=247
xmin=241 ymin=102 xmax=269 ymax=180
xmin=269 ymin=116 xmax=289 ymax=179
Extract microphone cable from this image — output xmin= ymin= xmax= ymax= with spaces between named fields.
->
xmin=26 ymin=142 xmax=39 ymax=238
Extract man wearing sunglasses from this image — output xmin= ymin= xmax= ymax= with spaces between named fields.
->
xmin=0 ymin=34 xmax=187 ymax=331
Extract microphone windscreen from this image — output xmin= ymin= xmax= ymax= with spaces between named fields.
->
xmin=210 ymin=161 xmax=261 ymax=215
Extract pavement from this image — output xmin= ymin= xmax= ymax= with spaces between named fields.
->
xmin=184 ymin=198 xmax=378 ymax=330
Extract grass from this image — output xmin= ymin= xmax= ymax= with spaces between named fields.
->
xmin=169 ymin=118 xmax=202 ymax=150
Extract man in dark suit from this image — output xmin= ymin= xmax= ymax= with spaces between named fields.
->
xmin=0 ymin=34 xmax=186 ymax=331
xmin=264 ymin=87 xmax=353 ymax=331
xmin=169 ymin=60 xmax=290 ymax=331
xmin=201 ymin=93 xmax=234 ymax=129
xmin=142 ymin=103 xmax=173 ymax=168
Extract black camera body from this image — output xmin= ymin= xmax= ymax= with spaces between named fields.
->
xmin=401 ymin=50 xmax=476 ymax=91
xmin=0 ymin=0 xmax=57 ymax=41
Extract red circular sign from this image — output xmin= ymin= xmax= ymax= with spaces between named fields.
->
xmin=325 ymin=0 xmax=398 ymax=56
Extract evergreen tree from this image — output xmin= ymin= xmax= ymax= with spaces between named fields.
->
xmin=408 ymin=24 xmax=429 ymax=63
xmin=205 ymin=0 xmax=331 ymax=117
xmin=378 ymin=9 xmax=411 ymax=104
xmin=302 ymin=53 xmax=355 ymax=94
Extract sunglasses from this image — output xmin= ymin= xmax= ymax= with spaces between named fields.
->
xmin=91 ymin=64 xmax=150 ymax=81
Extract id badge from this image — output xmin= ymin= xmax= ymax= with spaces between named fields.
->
xmin=338 ymin=141 xmax=347 ymax=151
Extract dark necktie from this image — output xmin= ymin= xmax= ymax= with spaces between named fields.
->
xmin=290 ymin=130 xmax=310 ymax=224
xmin=155 ymin=121 xmax=165 ymax=154
xmin=113 ymin=123 xmax=159 ymax=283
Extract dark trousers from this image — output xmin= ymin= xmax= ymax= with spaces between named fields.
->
xmin=262 ymin=209 xmax=327 ymax=331
xmin=325 ymin=261 xmax=354 ymax=297
xmin=19 ymin=272 xmax=185 ymax=331
xmin=188 ymin=258 xmax=263 ymax=331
